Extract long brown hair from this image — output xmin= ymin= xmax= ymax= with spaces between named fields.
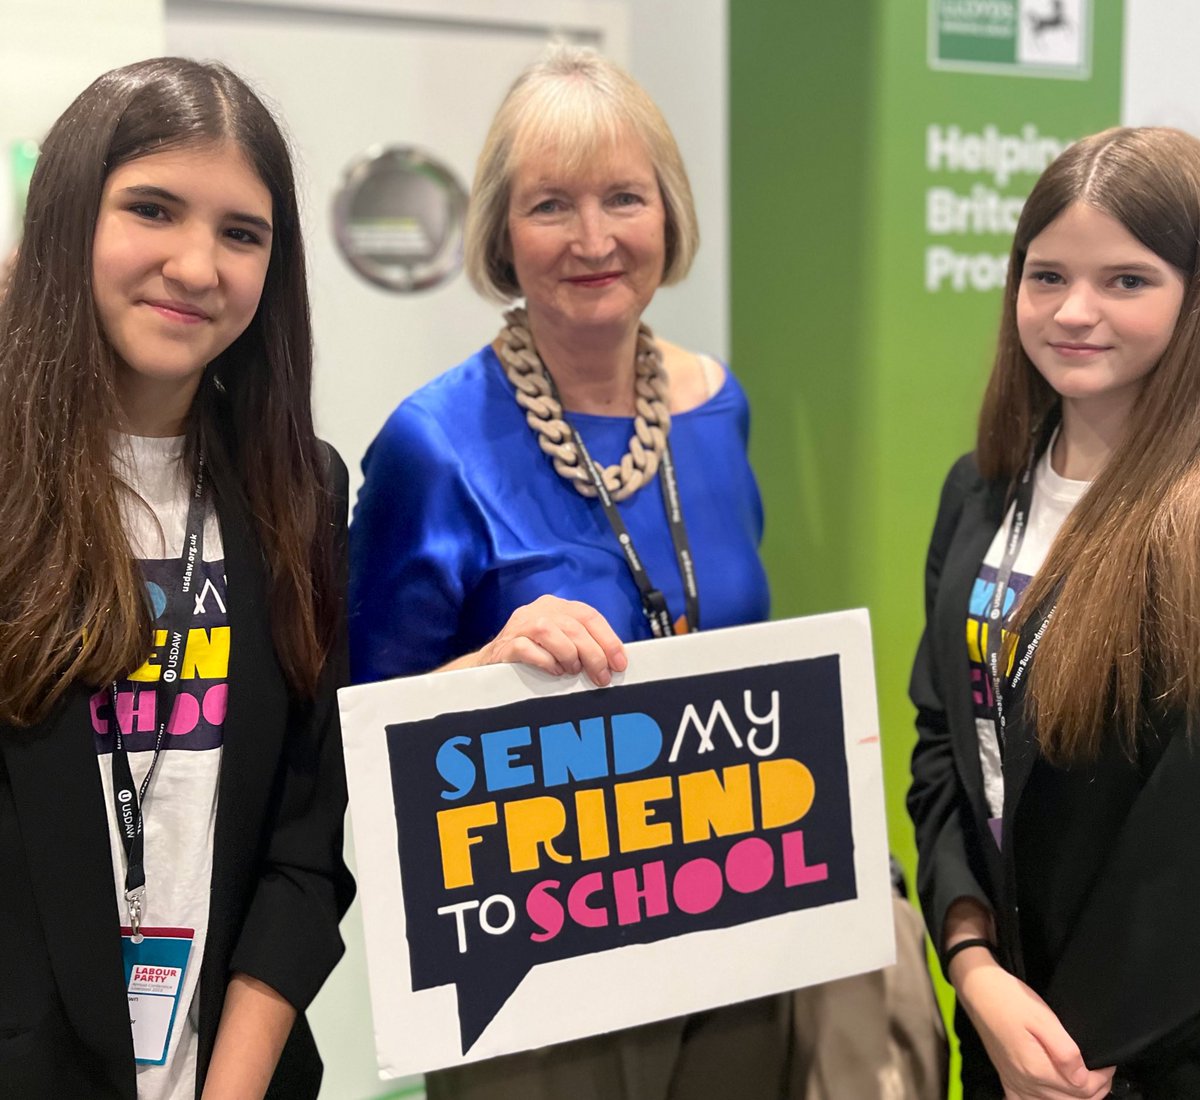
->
xmin=0 ymin=58 xmax=337 ymax=727
xmin=978 ymin=126 xmax=1200 ymax=763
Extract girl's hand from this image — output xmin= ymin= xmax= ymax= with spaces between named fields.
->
xmin=953 ymin=950 xmax=1116 ymax=1100
xmin=474 ymin=595 xmax=627 ymax=685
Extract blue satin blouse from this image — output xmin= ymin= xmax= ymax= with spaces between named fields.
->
xmin=348 ymin=345 xmax=770 ymax=683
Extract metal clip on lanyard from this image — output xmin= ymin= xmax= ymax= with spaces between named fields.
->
xmin=108 ymin=459 xmax=206 ymax=941
xmin=547 ymin=372 xmax=700 ymax=638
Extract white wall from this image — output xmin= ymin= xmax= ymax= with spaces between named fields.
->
xmin=0 ymin=0 xmax=164 ymax=255
xmin=1122 ymin=0 xmax=1200 ymax=132
xmin=630 ymin=0 xmax=729 ymax=361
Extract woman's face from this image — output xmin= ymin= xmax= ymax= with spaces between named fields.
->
xmin=92 ymin=141 xmax=273 ymax=434
xmin=506 ymin=132 xmax=666 ymax=338
xmin=1017 ymin=201 xmax=1186 ymax=417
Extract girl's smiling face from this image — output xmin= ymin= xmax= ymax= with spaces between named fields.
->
xmin=91 ymin=141 xmax=273 ymax=434
xmin=1017 ymin=200 xmax=1187 ymax=417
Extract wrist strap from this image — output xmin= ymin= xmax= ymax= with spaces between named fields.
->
xmin=943 ymin=937 xmax=998 ymax=971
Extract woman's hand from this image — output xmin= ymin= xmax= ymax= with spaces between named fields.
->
xmin=453 ymin=595 xmax=627 ymax=685
xmin=953 ymin=950 xmax=1116 ymax=1100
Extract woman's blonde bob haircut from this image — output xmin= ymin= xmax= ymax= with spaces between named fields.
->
xmin=465 ymin=44 xmax=699 ymax=302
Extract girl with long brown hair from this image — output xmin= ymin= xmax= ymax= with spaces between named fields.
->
xmin=0 ymin=58 xmax=353 ymax=1098
xmin=909 ymin=126 xmax=1200 ymax=1099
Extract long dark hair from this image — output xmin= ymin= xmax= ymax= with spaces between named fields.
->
xmin=977 ymin=127 xmax=1200 ymax=762
xmin=0 ymin=57 xmax=337 ymax=726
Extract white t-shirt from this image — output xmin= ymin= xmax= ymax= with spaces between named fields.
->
xmin=966 ymin=442 xmax=1089 ymax=822
xmin=96 ymin=434 xmax=226 ymax=1100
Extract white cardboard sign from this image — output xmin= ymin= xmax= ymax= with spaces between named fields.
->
xmin=339 ymin=611 xmax=894 ymax=1079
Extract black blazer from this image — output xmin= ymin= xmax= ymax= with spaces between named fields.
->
xmin=0 ymin=450 xmax=355 ymax=1099
xmin=908 ymin=454 xmax=1200 ymax=1082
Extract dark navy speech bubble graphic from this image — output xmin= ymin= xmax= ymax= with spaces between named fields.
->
xmin=385 ymin=655 xmax=856 ymax=1054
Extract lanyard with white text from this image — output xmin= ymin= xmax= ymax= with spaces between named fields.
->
xmin=985 ymin=452 xmax=1036 ymax=760
xmin=108 ymin=459 xmax=206 ymax=940
xmin=553 ymin=395 xmax=700 ymax=638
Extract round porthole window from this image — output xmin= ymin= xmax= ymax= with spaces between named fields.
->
xmin=332 ymin=145 xmax=467 ymax=293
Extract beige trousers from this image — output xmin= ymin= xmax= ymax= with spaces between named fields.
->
xmin=424 ymin=895 xmax=947 ymax=1100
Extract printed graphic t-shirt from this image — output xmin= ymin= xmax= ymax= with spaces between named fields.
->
xmin=96 ymin=434 xmax=227 ymax=1100
xmin=966 ymin=442 xmax=1088 ymax=824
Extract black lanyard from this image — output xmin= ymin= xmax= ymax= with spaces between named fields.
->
xmin=108 ymin=460 xmax=206 ymax=939
xmin=1006 ymin=601 xmax=1057 ymax=701
xmin=547 ymin=374 xmax=700 ymax=638
xmin=984 ymin=452 xmax=1035 ymax=760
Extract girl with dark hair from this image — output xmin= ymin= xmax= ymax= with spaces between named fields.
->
xmin=909 ymin=126 xmax=1200 ymax=1099
xmin=0 ymin=58 xmax=353 ymax=1098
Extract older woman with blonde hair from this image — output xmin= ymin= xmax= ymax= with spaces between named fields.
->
xmin=349 ymin=44 xmax=941 ymax=1100
xmin=350 ymin=44 xmax=760 ymax=694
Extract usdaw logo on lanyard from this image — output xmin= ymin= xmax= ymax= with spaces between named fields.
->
xmin=110 ymin=460 xmax=206 ymax=1064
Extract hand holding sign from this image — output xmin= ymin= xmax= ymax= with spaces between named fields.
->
xmin=465 ymin=595 xmax=627 ymax=686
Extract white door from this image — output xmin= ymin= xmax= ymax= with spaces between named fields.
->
xmin=165 ymin=4 xmax=627 ymax=1096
